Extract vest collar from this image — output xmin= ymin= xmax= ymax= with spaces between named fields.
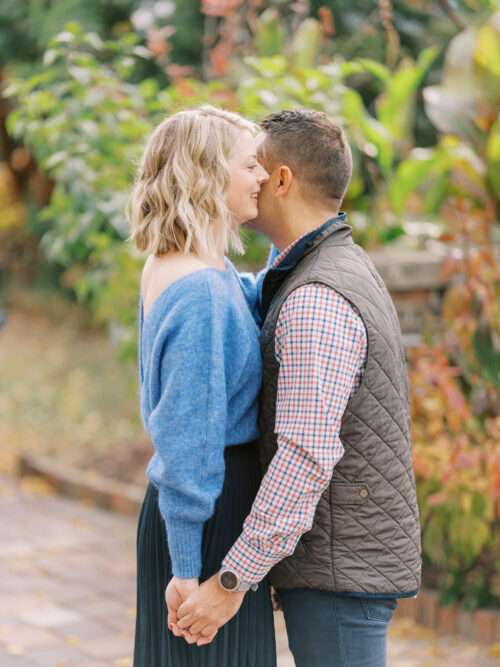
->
xmin=261 ymin=213 xmax=353 ymax=317
xmin=274 ymin=212 xmax=350 ymax=272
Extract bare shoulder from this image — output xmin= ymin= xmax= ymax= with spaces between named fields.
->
xmin=141 ymin=253 xmax=211 ymax=318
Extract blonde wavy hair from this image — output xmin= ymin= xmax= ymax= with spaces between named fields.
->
xmin=127 ymin=105 xmax=257 ymax=257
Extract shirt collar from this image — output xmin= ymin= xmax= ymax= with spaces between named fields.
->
xmin=272 ymin=212 xmax=348 ymax=271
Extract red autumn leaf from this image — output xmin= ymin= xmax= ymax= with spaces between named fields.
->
xmin=165 ymin=64 xmax=194 ymax=80
xmin=201 ymin=0 xmax=243 ymax=17
xmin=318 ymin=6 xmax=335 ymax=36
xmin=428 ymin=492 xmax=447 ymax=507
xmin=210 ymin=39 xmax=233 ymax=76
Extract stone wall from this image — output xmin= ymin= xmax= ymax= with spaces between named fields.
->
xmin=369 ymin=247 xmax=449 ymax=347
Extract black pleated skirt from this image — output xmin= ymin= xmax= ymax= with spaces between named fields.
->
xmin=133 ymin=441 xmax=277 ymax=667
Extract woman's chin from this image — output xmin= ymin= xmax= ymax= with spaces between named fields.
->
xmin=248 ymin=203 xmax=259 ymax=221
xmin=237 ymin=207 xmax=259 ymax=227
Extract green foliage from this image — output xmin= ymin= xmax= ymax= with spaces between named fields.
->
xmin=0 ymin=0 xmax=135 ymax=65
xmin=5 ymin=25 xmax=156 ymax=337
xmin=166 ymin=0 xmax=204 ymax=67
xmin=388 ymin=143 xmax=454 ymax=215
xmin=473 ymin=327 xmax=500 ymax=389
xmin=389 ymin=11 xmax=500 ymax=220
xmin=289 ymin=18 xmax=322 ymax=69
xmin=4 ymin=23 xmax=235 ymax=347
xmin=254 ymin=8 xmax=285 ymax=58
xmin=411 ymin=346 xmax=500 ymax=610
xmin=486 ymin=119 xmax=500 ymax=199
xmin=405 ymin=10 xmax=500 ymax=610
xmin=3 ymin=4 xmax=499 ymax=612
xmin=388 ymin=11 xmax=500 ymax=398
xmin=235 ymin=49 xmax=436 ymax=248
xmin=376 ymin=48 xmax=437 ymax=145
xmin=5 ymin=18 xmax=442 ymax=344
xmin=310 ymin=0 xmax=495 ymax=61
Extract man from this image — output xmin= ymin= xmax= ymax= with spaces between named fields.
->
xmin=172 ymin=110 xmax=422 ymax=666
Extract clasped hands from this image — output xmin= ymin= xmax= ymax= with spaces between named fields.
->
xmin=165 ymin=575 xmax=245 ymax=647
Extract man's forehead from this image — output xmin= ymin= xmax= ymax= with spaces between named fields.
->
xmin=255 ymin=131 xmax=267 ymax=153
xmin=256 ymin=131 xmax=274 ymax=168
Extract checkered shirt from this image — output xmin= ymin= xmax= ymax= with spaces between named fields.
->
xmin=222 ymin=235 xmax=368 ymax=584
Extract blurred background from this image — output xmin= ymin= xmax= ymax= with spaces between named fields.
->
xmin=0 ymin=0 xmax=498 ymax=619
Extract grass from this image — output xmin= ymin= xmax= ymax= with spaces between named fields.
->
xmin=0 ymin=284 xmax=149 ymax=483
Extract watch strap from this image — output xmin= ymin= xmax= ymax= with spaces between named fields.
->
xmin=218 ymin=569 xmax=259 ymax=593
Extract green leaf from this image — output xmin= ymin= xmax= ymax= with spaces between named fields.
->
xmin=471 ymin=492 xmax=487 ymax=518
xmin=254 ymin=8 xmax=285 ymax=58
xmin=84 ymin=31 xmax=104 ymax=51
xmin=290 ymin=19 xmax=322 ymax=69
xmin=423 ymin=515 xmax=447 ymax=566
xmin=378 ymin=47 xmax=438 ymax=144
xmin=44 ymin=151 xmax=68 ymax=170
xmin=388 ymin=149 xmax=437 ymax=214
xmin=43 ymin=49 xmax=58 ymax=66
xmin=449 ymin=514 xmax=491 ymax=564
xmin=244 ymin=55 xmax=288 ymax=78
xmin=474 ymin=18 xmax=500 ymax=80
xmin=473 ymin=326 xmax=500 ymax=388
xmin=342 ymin=88 xmax=394 ymax=174
xmin=68 ymin=66 xmax=93 ymax=86
xmin=486 ymin=118 xmax=500 ymax=199
xmin=379 ymin=224 xmax=405 ymax=244
xmin=355 ymin=58 xmax=390 ymax=84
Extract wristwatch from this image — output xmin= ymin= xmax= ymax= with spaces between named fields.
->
xmin=218 ymin=568 xmax=259 ymax=593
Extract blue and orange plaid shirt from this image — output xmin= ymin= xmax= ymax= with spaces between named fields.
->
xmin=222 ymin=222 xmax=369 ymax=584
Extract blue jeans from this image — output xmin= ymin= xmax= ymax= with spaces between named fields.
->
xmin=278 ymin=589 xmax=397 ymax=667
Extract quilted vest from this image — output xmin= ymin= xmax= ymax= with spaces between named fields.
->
xmin=259 ymin=221 xmax=422 ymax=595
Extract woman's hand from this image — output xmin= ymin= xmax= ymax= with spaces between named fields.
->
xmin=176 ymin=574 xmax=245 ymax=643
xmin=165 ymin=577 xmax=201 ymax=643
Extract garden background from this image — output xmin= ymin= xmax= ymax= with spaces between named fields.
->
xmin=0 ymin=0 xmax=498 ymax=626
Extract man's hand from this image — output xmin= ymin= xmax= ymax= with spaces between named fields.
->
xmin=176 ymin=573 xmax=245 ymax=643
xmin=165 ymin=577 xmax=208 ymax=645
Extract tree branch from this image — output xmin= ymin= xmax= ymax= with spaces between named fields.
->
xmin=436 ymin=0 xmax=466 ymax=31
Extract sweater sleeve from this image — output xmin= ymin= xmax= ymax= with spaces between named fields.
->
xmin=233 ymin=269 xmax=266 ymax=326
xmin=146 ymin=279 xmax=228 ymax=579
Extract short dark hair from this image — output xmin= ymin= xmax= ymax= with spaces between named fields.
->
xmin=260 ymin=109 xmax=352 ymax=204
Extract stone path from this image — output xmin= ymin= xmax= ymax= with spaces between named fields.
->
xmin=0 ymin=474 xmax=498 ymax=667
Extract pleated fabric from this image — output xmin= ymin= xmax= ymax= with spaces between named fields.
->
xmin=133 ymin=441 xmax=277 ymax=667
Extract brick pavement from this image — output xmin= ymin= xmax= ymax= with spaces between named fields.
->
xmin=0 ymin=474 xmax=498 ymax=667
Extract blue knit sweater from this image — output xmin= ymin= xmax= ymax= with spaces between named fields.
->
xmin=138 ymin=259 xmax=263 ymax=578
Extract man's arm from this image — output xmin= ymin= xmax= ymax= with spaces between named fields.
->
xmin=221 ymin=284 xmax=367 ymax=582
xmin=176 ymin=284 xmax=367 ymax=636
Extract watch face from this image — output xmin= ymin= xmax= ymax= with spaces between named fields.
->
xmin=220 ymin=570 xmax=238 ymax=590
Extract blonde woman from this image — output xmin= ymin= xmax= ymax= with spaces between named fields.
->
xmin=128 ymin=106 xmax=277 ymax=666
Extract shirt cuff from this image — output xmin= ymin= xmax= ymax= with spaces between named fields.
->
xmin=222 ymin=536 xmax=275 ymax=585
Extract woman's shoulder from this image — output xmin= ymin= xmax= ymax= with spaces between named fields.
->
xmin=141 ymin=254 xmax=232 ymax=329
xmin=143 ymin=255 xmax=224 ymax=312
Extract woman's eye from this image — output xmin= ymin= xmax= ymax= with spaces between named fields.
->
xmin=247 ymin=164 xmax=257 ymax=171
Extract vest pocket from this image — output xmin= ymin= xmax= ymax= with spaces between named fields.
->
xmin=330 ymin=481 xmax=371 ymax=505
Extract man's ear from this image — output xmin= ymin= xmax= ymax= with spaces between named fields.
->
xmin=275 ymin=166 xmax=293 ymax=196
